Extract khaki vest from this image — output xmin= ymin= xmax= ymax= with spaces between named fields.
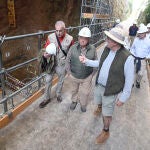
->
xmin=96 ymin=47 xmax=131 ymax=96
xmin=48 ymin=33 xmax=73 ymax=66
xmin=70 ymin=43 xmax=96 ymax=79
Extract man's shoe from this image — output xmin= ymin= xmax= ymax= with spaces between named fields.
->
xmin=95 ymin=130 xmax=110 ymax=144
xmin=81 ymin=105 xmax=86 ymax=112
xmin=94 ymin=104 xmax=102 ymax=116
xmin=57 ymin=96 xmax=62 ymax=102
xmin=39 ymin=99 xmax=51 ymax=108
xmin=70 ymin=102 xmax=77 ymax=110
xmin=136 ymin=81 xmax=140 ymax=88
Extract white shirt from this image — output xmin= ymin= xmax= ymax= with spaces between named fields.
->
xmin=85 ymin=50 xmax=134 ymax=103
xmin=146 ymin=33 xmax=150 ymax=39
xmin=130 ymin=36 xmax=150 ymax=59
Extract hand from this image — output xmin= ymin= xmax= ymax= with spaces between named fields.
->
xmin=43 ymin=52 xmax=50 ymax=58
xmin=116 ymin=99 xmax=124 ymax=107
xmin=79 ymin=53 xmax=87 ymax=63
xmin=66 ymin=72 xmax=71 ymax=78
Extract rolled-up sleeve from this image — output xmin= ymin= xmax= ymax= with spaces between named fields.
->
xmin=119 ymin=55 xmax=135 ymax=103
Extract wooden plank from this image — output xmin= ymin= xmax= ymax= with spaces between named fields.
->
xmin=0 ymin=76 xmax=58 ymax=129
xmin=7 ymin=0 xmax=16 ymax=28
xmin=82 ymin=13 xmax=110 ymax=19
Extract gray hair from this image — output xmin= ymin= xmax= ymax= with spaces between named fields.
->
xmin=55 ymin=21 xmax=66 ymax=28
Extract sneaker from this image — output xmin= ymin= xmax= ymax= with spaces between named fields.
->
xmin=95 ymin=130 xmax=110 ymax=144
xmin=39 ymin=99 xmax=51 ymax=108
xmin=57 ymin=96 xmax=62 ymax=102
xmin=70 ymin=102 xmax=77 ymax=110
xmin=94 ymin=104 xmax=102 ymax=116
xmin=81 ymin=105 xmax=86 ymax=112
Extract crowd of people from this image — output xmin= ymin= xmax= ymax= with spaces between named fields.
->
xmin=38 ymin=20 xmax=150 ymax=144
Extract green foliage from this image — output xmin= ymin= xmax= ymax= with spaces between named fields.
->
xmin=144 ymin=3 xmax=150 ymax=24
xmin=138 ymin=1 xmax=150 ymax=24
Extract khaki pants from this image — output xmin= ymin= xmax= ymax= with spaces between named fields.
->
xmin=94 ymin=84 xmax=117 ymax=116
xmin=129 ymin=36 xmax=136 ymax=47
xmin=70 ymin=74 xmax=93 ymax=106
xmin=44 ymin=65 xmax=66 ymax=100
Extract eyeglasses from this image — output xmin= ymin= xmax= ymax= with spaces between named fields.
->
xmin=56 ymin=29 xmax=64 ymax=33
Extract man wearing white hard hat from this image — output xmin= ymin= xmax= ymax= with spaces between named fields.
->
xmin=129 ymin=21 xmax=138 ymax=46
xmin=130 ymin=25 xmax=150 ymax=88
xmin=147 ymin=23 xmax=150 ymax=38
xmin=39 ymin=21 xmax=74 ymax=108
xmin=65 ymin=27 xmax=97 ymax=112
xmin=79 ymin=27 xmax=134 ymax=143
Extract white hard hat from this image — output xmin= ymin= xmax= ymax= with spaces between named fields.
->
xmin=147 ymin=23 xmax=150 ymax=28
xmin=133 ymin=21 xmax=137 ymax=24
xmin=116 ymin=19 xmax=120 ymax=23
xmin=137 ymin=25 xmax=148 ymax=34
xmin=46 ymin=43 xmax=56 ymax=55
xmin=139 ymin=23 xmax=145 ymax=28
xmin=78 ymin=27 xmax=91 ymax=37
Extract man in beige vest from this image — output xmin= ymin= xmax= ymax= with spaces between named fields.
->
xmin=39 ymin=21 xmax=74 ymax=108
xmin=79 ymin=27 xmax=134 ymax=144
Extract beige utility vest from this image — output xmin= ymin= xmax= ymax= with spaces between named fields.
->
xmin=48 ymin=33 xmax=73 ymax=66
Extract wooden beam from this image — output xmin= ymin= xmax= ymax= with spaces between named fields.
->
xmin=0 ymin=76 xmax=58 ymax=129
xmin=82 ymin=13 xmax=110 ymax=19
xmin=7 ymin=0 xmax=16 ymax=28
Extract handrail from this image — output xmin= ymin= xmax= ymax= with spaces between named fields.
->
xmin=0 ymin=20 xmax=114 ymax=118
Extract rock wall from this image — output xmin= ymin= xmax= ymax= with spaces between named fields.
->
xmin=110 ymin=0 xmax=130 ymax=20
xmin=0 ymin=0 xmax=81 ymax=35
xmin=0 ymin=0 xmax=129 ymax=35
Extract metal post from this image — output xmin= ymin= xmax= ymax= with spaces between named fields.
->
xmin=37 ymin=30 xmax=43 ymax=89
xmin=0 ymin=36 xmax=8 ymax=112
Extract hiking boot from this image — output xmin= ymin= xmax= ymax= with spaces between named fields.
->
xmin=57 ymin=96 xmax=62 ymax=102
xmin=136 ymin=81 xmax=140 ymax=88
xmin=95 ymin=130 xmax=110 ymax=144
xmin=70 ymin=102 xmax=77 ymax=110
xmin=39 ymin=99 xmax=51 ymax=108
xmin=94 ymin=104 xmax=102 ymax=116
xmin=81 ymin=105 xmax=86 ymax=112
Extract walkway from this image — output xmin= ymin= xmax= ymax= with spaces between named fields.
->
xmin=0 ymin=43 xmax=150 ymax=150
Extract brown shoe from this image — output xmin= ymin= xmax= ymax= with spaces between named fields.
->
xmin=94 ymin=104 xmax=102 ymax=116
xmin=95 ymin=130 xmax=110 ymax=144
xmin=57 ymin=96 xmax=62 ymax=102
xmin=39 ymin=99 xmax=51 ymax=108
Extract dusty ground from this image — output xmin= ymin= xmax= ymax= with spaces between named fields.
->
xmin=0 ymin=44 xmax=150 ymax=150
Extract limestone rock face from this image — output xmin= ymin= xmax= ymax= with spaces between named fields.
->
xmin=110 ymin=0 xmax=130 ymax=20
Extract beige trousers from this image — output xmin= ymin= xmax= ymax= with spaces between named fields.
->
xmin=129 ymin=36 xmax=136 ymax=47
xmin=70 ymin=74 xmax=93 ymax=106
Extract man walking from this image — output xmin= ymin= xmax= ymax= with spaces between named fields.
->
xmin=130 ymin=25 xmax=150 ymax=88
xmin=79 ymin=27 xmax=134 ymax=143
xmin=129 ymin=21 xmax=138 ymax=46
xmin=65 ymin=27 xmax=97 ymax=112
xmin=39 ymin=21 xmax=74 ymax=108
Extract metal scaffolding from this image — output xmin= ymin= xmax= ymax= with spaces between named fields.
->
xmin=80 ymin=0 xmax=114 ymax=45
xmin=80 ymin=0 xmax=113 ymax=26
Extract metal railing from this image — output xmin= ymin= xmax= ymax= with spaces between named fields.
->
xmin=0 ymin=21 xmax=114 ymax=117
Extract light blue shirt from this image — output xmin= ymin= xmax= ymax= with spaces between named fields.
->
xmin=85 ymin=50 xmax=134 ymax=103
xmin=130 ymin=37 xmax=150 ymax=58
